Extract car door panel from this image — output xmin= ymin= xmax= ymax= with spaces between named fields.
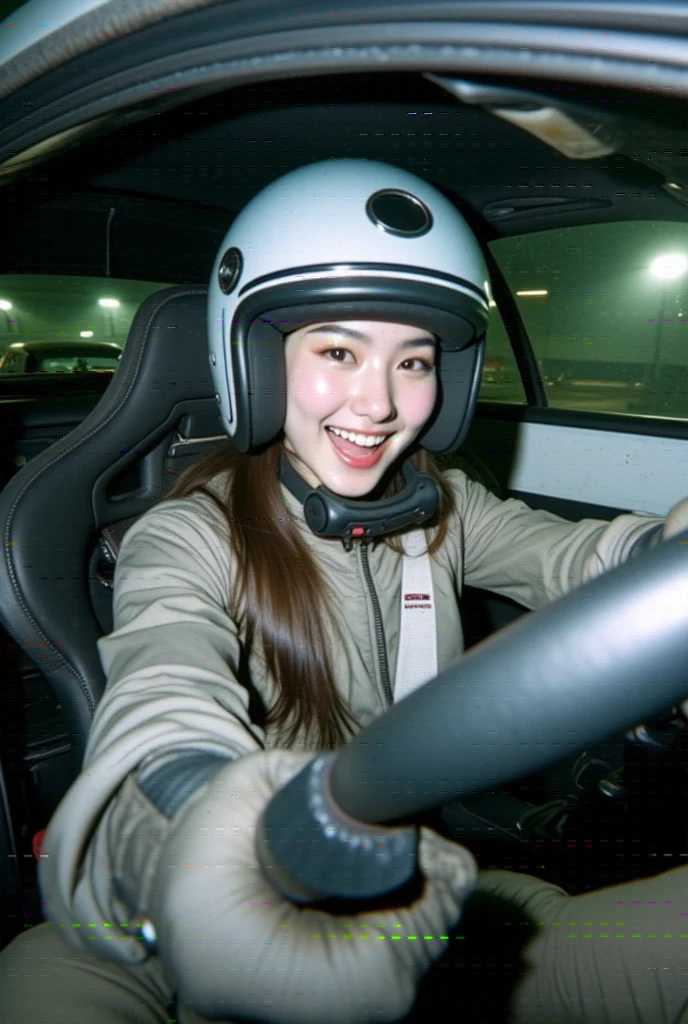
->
xmin=467 ymin=406 xmax=687 ymax=515
xmin=457 ymin=404 xmax=688 ymax=644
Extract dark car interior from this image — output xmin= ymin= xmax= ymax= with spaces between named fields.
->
xmin=0 ymin=53 xmax=686 ymax=961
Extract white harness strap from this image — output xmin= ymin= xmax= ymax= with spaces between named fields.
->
xmin=394 ymin=529 xmax=438 ymax=703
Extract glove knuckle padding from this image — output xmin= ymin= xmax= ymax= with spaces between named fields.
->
xmin=150 ymin=750 xmax=476 ymax=1023
xmin=664 ymin=496 xmax=688 ymax=540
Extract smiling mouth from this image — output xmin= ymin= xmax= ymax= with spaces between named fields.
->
xmin=325 ymin=426 xmax=393 ymax=447
xmin=325 ymin=426 xmax=394 ymax=467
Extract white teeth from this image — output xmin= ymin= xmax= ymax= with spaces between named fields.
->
xmin=328 ymin=427 xmax=388 ymax=448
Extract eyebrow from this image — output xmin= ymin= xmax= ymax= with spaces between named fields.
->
xmin=304 ymin=323 xmax=436 ymax=348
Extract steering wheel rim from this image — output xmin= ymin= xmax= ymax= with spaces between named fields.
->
xmin=259 ymin=526 xmax=688 ymax=901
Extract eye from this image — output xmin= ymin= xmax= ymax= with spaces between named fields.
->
xmin=321 ymin=346 xmax=354 ymax=363
xmin=401 ymin=357 xmax=435 ymax=372
xmin=318 ymin=348 xmax=434 ymax=371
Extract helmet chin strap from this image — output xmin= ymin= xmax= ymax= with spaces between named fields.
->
xmin=278 ymin=449 xmax=440 ymax=552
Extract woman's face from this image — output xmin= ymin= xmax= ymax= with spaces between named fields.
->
xmin=283 ymin=319 xmax=438 ymax=497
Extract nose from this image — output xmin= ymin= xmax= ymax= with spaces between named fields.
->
xmin=348 ymin=363 xmax=396 ymax=424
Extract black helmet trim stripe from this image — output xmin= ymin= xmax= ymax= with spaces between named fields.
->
xmin=237 ymin=262 xmax=488 ymax=304
xmin=233 ymin=276 xmax=488 ymax=353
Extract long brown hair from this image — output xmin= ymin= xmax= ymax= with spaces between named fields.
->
xmin=164 ymin=439 xmax=455 ymax=750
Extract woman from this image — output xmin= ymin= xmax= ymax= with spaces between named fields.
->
xmin=1 ymin=159 xmax=686 ymax=1024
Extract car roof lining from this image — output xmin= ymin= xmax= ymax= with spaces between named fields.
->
xmin=1 ymin=1 xmax=688 ymax=174
xmin=3 ymin=0 xmax=688 ymax=105
xmin=1 ymin=71 xmax=684 ymax=283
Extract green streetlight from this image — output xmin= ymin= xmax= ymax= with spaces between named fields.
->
xmin=0 ymin=299 xmax=13 ymax=332
xmin=647 ymin=253 xmax=688 ymax=404
xmin=650 ymin=253 xmax=688 ymax=281
xmin=98 ymin=297 xmax=120 ymax=337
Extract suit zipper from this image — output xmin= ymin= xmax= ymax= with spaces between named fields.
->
xmin=359 ymin=540 xmax=394 ymax=708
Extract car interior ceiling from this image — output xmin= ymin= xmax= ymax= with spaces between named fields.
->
xmin=2 ymin=73 xmax=686 ymax=283
xmin=0 ymin=67 xmax=686 ymax=948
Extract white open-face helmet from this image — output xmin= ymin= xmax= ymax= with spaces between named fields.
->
xmin=208 ymin=158 xmax=491 ymax=455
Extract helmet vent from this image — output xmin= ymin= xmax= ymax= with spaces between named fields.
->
xmin=218 ymin=247 xmax=243 ymax=294
xmin=366 ymin=190 xmax=432 ymax=237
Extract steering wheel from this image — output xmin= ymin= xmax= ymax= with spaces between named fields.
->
xmin=257 ymin=526 xmax=688 ymax=904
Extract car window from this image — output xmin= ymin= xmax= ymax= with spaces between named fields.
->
xmin=0 ymin=275 xmax=168 ymax=374
xmin=490 ymin=222 xmax=688 ymax=420
xmin=478 ymin=302 xmax=527 ymax=405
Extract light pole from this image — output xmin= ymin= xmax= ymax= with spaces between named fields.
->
xmin=648 ymin=253 xmax=687 ymax=406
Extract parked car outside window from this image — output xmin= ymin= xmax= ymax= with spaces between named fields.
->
xmin=0 ymin=275 xmax=168 ymax=375
xmin=0 ymin=340 xmax=122 ymax=374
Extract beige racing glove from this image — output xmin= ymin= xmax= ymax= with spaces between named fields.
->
xmin=664 ymin=497 xmax=688 ymax=722
xmin=663 ymin=495 xmax=688 ymax=541
xmin=147 ymin=749 xmax=477 ymax=1024
xmin=656 ymin=496 xmax=688 ymax=723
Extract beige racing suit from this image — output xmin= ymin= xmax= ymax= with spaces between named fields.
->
xmin=1 ymin=467 xmax=684 ymax=1024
